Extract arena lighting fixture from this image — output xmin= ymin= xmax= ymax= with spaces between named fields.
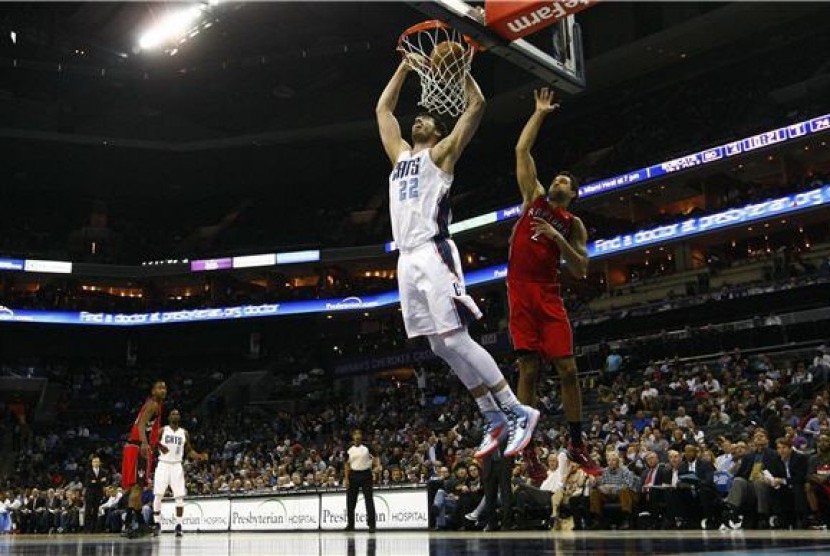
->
xmin=9 ymin=31 xmax=16 ymax=44
xmin=137 ymin=5 xmax=205 ymax=51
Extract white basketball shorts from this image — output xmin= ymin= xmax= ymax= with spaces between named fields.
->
xmin=397 ymin=238 xmax=482 ymax=338
xmin=153 ymin=461 xmax=186 ymax=499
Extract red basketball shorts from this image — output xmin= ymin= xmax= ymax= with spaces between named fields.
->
xmin=121 ymin=443 xmax=153 ymax=490
xmin=507 ymin=279 xmax=573 ymax=360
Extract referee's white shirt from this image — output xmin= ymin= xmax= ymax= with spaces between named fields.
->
xmin=347 ymin=445 xmax=372 ymax=471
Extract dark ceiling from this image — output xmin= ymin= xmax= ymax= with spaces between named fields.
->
xmin=1 ymin=2 xmax=828 ymax=263
xmin=0 ymin=1 xmax=746 ymax=146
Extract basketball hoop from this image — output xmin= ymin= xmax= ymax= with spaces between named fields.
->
xmin=398 ymin=20 xmax=479 ymax=118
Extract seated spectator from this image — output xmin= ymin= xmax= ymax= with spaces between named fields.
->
xmin=812 ymin=346 xmax=830 ymax=385
xmin=632 ymin=410 xmax=651 ymax=434
xmin=513 ymin=452 xmax=565 ymax=525
xmin=704 ymin=372 xmax=722 ymax=396
xmin=0 ymin=490 xmax=19 ymax=534
xmin=674 ymin=407 xmax=693 ymax=429
xmin=638 ymin=451 xmax=672 ymax=525
xmin=589 ymin=451 xmax=639 ymax=529
xmin=661 ymin=449 xmax=686 ymax=526
xmin=805 ymin=432 xmax=830 ymax=528
xmin=781 ymin=405 xmax=800 ymax=428
xmin=98 ymin=486 xmax=124 ymax=533
xmin=433 ymin=465 xmax=468 ymax=530
xmin=725 ymin=429 xmax=782 ymax=528
xmin=551 ymin=459 xmax=590 ymax=530
xmin=670 ymin=445 xmax=718 ymax=528
xmin=708 ymin=406 xmax=731 ymax=426
xmin=768 ymin=437 xmax=809 ymax=528
xmin=641 ymin=383 xmax=660 ymax=411
xmin=804 ymin=411 xmax=830 ymax=441
xmin=715 ymin=437 xmax=734 ymax=472
xmin=455 ymin=463 xmax=484 ymax=527
xmin=58 ymin=489 xmax=82 ymax=533
xmin=669 ymin=428 xmax=688 ymax=453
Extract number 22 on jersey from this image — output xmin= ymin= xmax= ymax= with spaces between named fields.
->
xmin=398 ymin=178 xmax=420 ymax=201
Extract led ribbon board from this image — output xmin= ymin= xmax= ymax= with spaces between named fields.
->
xmin=579 ymin=113 xmax=830 ymax=198
xmin=590 ymin=185 xmax=830 ymax=257
xmin=1 ymin=185 xmax=827 ymax=326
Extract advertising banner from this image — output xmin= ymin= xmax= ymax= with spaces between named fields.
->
xmin=230 ymin=494 xmax=320 ymax=531
xmin=159 ymin=498 xmax=229 ymax=532
xmin=319 ymin=489 xmax=428 ymax=531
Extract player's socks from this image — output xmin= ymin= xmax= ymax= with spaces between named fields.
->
xmin=493 ymin=386 xmax=521 ymax=411
xmin=475 ymin=392 xmax=500 ymax=415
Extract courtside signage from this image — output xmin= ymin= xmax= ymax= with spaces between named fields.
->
xmin=230 ymin=495 xmax=319 ymax=531
xmin=159 ymin=498 xmax=229 ymax=532
xmin=319 ymin=490 xmax=428 ymax=530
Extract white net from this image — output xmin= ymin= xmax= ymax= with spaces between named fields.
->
xmin=398 ymin=21 xmax=476 ymax=118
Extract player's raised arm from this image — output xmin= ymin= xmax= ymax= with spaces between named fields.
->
xmin=376 ymin=60 xmax=415 ymax=165
xmin=431 ymin=72 xmax=486 ymax=171
xmin=516 ymin=88 xmax=559 ymax=206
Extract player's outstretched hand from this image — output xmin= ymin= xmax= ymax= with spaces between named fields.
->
xmin=397 ymin=48 xmax=428 ymax=73
xmin=534 ymin=87 xmax=560 ymax=114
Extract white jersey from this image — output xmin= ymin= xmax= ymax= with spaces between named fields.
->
xmin=158 ymin=425 xmax=187 ymax=464
xmin=389 ymin=149 xmax=453 ymax=251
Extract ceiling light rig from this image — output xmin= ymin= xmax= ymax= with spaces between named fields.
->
xmin=136 ymin=1 xmax=222 ymax=55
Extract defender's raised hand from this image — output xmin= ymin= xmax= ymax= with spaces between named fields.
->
xmin=534 ymin=87 xmax=560 ymax=114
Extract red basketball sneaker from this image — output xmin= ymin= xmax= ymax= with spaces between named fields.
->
xmin=523 ymin=446 xmax=547 ymax=486
xmin=567 ymin=442 xmax=603 ymax=477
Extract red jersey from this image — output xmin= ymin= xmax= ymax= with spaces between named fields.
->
xmin=127 ymin=398 xmax=162 ymax=446
xmin=508 ymin=195 xmax=575 ymax=283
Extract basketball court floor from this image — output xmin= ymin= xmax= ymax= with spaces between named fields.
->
xmin=3 ymin=530 xmax=830 ymax=556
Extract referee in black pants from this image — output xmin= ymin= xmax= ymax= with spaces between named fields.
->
xmin=345 ymin=429 xmax=377 ymax=532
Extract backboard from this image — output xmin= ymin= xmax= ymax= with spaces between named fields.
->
xmin=405 ymin=0 xmax=590 ymax=94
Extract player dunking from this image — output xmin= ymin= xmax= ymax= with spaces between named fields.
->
xmin=121 ymin=380 xmax=166 ymax=537
xmin=151 ymin=409 xmax=208 ymax=537
xmin=511 ymin=88 xmax=600 ymax=474
xmin=377 ymin=55 xmax=538 ymax=459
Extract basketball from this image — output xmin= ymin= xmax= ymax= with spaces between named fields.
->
xmin=430 ymin=40 xmax=466 ymax=79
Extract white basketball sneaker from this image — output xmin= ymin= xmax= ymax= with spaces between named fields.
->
xmin=504 ymin=405 xmax=540 ymax=457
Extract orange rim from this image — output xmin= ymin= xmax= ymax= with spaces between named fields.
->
xmin=398 ymin=19 xmax=481 ymax=54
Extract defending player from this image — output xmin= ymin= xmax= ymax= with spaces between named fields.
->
xmin=376 ymin=55 xmax=538 ymax=459
xmin=121 ymin=380 xmax=166 ymax=537
xmin=151 ymin=409 xmax=208 ymax=537
xmin=510 ymin=88 xmax=600 ymax=474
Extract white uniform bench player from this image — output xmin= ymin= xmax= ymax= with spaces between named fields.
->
xmin=152 ymin=409 xmax=207 ymax=537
